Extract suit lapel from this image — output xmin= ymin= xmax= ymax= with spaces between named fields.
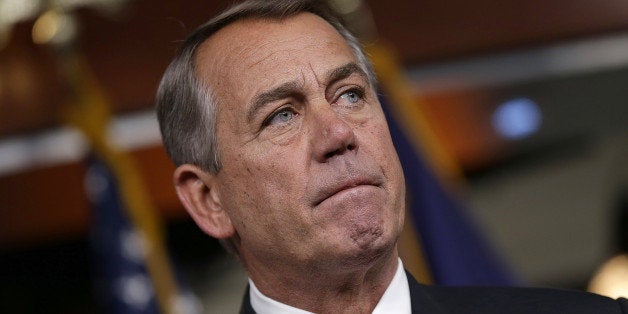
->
xmin=406 ymin=271 xmax=447 ymax=314
xmin=240 ymin=285 xmax=256 ymax=314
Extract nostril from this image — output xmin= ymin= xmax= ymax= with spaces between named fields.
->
xmin=323 ymin=143 xmax=355 ymax=160
xmin=324 ymin=150 xmax=338 ymax=159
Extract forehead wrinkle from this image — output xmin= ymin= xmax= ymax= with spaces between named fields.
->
xmin=244 ymin=38 xmax=289 ymax=68
xmin=304 ymin=62 xmax=326 ymax=89
xmin=248 ymin=38 xmax=322 ymax=71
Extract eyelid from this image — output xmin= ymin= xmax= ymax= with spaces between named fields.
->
xmin=261 ymin=105 xmax=297 ymax=128
xmin=334 ymin=86 xmax=366 ymax=104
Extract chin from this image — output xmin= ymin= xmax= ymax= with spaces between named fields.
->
xmin=339 ymin=226 xmax=397 ymax=267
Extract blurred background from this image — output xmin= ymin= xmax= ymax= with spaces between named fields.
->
xmin=1 ymin=0 xmax=627 ymax=313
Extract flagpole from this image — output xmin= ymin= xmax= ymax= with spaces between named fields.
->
xmin=32 ymin=6 xmax=180 ymax=313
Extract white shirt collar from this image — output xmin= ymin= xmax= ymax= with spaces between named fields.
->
xmin=248 ymin=258 xmax=411 ymax=314
xmin=249 ymin=278 xmax=313 ymax=314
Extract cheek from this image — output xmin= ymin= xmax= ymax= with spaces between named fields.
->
xmin=220 ymin=151 xmax=305 ymax=216
xmin=360 ymin=120 xmax=405 ymax=196
xmin=219 ymin=155 xmax=315 ymax=249
xmin=361 ymin=120 xmax=398 ymax=162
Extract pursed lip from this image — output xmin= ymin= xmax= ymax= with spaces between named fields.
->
xmin=312 ymin=176 xmax=383 ymax=207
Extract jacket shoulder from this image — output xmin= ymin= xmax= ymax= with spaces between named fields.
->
xmin=421 ymin=285 xmax=627 ymax=314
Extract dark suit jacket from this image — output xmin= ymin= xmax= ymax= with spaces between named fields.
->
xmin=240 ymin=271 xmax=628 ymax=313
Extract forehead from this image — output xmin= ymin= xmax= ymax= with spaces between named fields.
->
xmin=194 ymin=13 xmax=357 ymax=102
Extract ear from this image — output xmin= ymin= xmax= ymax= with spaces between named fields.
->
xmin=173 ymin=164 xmax=235 ymax=239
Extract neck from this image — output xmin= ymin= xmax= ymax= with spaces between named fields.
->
xmin=244 ymin=247 xmax=400 ymax=313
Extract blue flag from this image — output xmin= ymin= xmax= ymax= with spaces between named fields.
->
xmin=86 ymin=155 xmax=161 ymax=313
xmin=380 ymin=94 xmax=519 ymax=286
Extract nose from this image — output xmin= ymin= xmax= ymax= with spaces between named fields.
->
xmin=310 ymin=106 xmax=357 ymax=163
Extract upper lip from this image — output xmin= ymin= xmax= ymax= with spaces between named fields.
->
xmin=312 ymin=175 xmax=382 ymax=207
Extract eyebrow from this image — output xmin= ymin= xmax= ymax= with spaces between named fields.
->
xmin=246 ymin=62 xmax=368 ymax=124
xmin=325 ymin=62 xmax=368 ymax=86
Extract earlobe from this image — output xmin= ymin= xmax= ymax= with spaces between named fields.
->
xmin=173 ymin=164 xmax=235 ymax=239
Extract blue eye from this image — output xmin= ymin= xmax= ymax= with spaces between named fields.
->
xmin=339 ymin=89 xmax=363 ymax=106
xmin=267 ymin=108 xmax=295 ymax=126
xmin=344 ymin=91 xmax=360 ymax=103
xmin=276 ymin=110 xmax=293 ymax=121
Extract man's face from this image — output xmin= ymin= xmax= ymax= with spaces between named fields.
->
xmin=196 ymin=13 xmax=405 ymax=270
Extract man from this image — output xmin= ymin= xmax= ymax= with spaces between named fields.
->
xmin=156 ymin=0 xmax=627 ymax=313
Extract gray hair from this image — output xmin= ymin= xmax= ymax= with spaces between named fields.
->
xmin=156 ymin=0 xmax=376 ymax=175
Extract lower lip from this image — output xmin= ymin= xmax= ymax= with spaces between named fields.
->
xmin=317 ymin=185 xmax=380 ymax=208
